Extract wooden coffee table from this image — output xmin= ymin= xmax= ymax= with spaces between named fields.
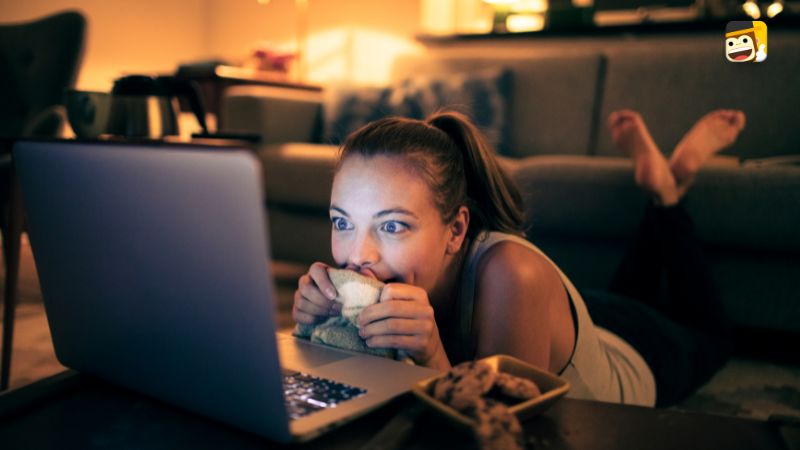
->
xmin=0 ymin=370 xmax=795 ymax=450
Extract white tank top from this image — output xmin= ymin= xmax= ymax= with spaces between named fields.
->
xmin=456 ymin=231 xmax=656 ymax=406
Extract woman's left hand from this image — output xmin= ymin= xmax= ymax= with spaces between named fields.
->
xmin=357 ymin=283 xmax=451 ymax=370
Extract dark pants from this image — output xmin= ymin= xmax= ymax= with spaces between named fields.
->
xmin=582 ymin=201 xmax=732 ymax=407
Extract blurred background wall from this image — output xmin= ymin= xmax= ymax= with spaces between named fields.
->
xmin=0 ymin=0 xmax=426 ymax=90
xmin=1 ymin=0 xmax=209 ymax=91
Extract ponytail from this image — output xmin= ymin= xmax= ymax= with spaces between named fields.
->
xmin=338 ymin=111 xmax=525 ymax=239
xmin=427 ymin=111 xmax=525 ymax=238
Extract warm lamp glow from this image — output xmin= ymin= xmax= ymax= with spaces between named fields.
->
xmin=302 ymin=28 xmax=422 ymax=85
xmin=280 ymin=144 xmax=337 ymax=160
xmin=742 ymin=0 xmax=761 ymax=18
xmin=512 ymin=0 xmax=548 ymax=13
xmin=766 ymin=0 xmax=783 ymax=17
xmin=257 ymin=0 xmax=308 ymax=81
xmin=506 ymin=14 xmax=546 ymax=32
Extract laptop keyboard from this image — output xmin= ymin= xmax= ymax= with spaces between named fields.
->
xmin=283 ymin=370 xmax=367 ymax=420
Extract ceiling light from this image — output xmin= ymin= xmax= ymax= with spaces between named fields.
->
xmin=742 ymin=0 xmax=761 ymax=19
xmin=766 ymin=0 xmax=784 ymax=17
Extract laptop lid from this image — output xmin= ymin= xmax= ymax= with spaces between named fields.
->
xmin=14 ymin=141 xmax=292 ymax=442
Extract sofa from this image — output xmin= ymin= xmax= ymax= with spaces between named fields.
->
xmin=221 ymin=29 xmax=800 ymax=419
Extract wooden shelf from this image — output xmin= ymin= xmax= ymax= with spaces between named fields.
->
xmin=417 ymin=14 xmax=800 ymax=42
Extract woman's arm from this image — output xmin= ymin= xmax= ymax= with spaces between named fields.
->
xmin=473 ymin=242 xmax=573 ymax=373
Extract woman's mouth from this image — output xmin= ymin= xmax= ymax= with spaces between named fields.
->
xmin=357 ymin=268 xmax=379 ymax=280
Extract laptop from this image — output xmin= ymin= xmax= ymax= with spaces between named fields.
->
xmin=13 ymin=140 xmax=439 ymax=442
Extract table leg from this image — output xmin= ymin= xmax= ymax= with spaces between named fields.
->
xmin=1 ymin=172 xmax=24 ymax=391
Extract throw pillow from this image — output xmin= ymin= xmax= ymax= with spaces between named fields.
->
xmin=322 ymin=69 xmax=513 ymax=151
xmin=323 ymin=84 xmax=398 ymax=145
xmin=396 ymin=68 xmax=513 ymax=152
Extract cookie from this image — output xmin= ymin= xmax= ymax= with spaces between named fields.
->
xmin=494 ymin=372 xmax=542 ymax=400
xmin=473 ymin=399 xmax=524 ymax=450
xmin=327 ymin=268 xmax=384 ymax=327
xmin=429 ymin=361 xmax=536 ymax=450
xmin=431 ymin=361 xmax=497 ymax=412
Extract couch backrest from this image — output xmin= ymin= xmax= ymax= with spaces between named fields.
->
xmin=595 ymin=32 xmax=800 ymax=160
xmin=395 ymin=31 xmax=799 ymax=160
xmin=391 ymin=53 xmax=603 ymax=157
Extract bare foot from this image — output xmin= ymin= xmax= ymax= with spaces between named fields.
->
xmin=670 ymin=109 xmax=746 ymax=195
xmin=608 ymin=110 xmax=679 ymax=205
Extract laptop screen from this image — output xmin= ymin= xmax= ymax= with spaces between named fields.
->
xmin=14 ymin=140 xmax=292 ymax=441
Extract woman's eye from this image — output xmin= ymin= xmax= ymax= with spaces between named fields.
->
xmin=331 ymin=217 xmax=353 ymax=231
xmin=380 ymin=221 xmax=408 ymax=234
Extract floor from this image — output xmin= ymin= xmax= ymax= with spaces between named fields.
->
xmin=1 ymin=235 xmax=64 ymax=390
xmin=2 ymin=235 xmax=800 ymax=422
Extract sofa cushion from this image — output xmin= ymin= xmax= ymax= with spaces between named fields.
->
xmin=595 ymin=34 xmax=800 ymax=159
xmin=391 ymin=53 xmax=604 ymax=157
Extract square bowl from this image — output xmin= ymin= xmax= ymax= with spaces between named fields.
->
xmin=411 ymin=354 xmax=571 ymax=430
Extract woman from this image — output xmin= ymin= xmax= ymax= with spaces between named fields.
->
xmin=292 ymin=108 xmax=745 ymax=407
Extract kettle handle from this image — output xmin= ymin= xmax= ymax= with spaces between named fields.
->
xmin=158 ymin=76 xmax=209 ymax=135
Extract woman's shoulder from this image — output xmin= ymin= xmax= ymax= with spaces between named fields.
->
xmin=470 ymin=232 xmax=572 ymax=370
xmin=474 ymin=233 xmax=561 ymax=292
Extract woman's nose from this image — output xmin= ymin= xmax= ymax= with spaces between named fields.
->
xmin=348 ymin=232 xmax=380 ymax=267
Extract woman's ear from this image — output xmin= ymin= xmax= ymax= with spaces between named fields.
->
xmin=447 ymin=206 xmax=470 ymax=255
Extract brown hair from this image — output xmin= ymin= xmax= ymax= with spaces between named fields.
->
xmin=336 ymin=111 xmax=525 ymax=239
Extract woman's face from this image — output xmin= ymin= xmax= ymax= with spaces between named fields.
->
xmin=330 ymin=155 xmax=454 ymax=296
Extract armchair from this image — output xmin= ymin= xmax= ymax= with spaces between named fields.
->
xmin=0 ymin=10 xmax=86 ymax=390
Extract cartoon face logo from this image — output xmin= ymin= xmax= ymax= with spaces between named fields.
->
xmin=726 ymin=21 xmax=767 ymax=63
xmin=726 ymin=33 xmax=756 ymax=62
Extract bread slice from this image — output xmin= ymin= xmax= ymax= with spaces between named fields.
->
xmin=328 ymin=268 xmax=384 ymax=327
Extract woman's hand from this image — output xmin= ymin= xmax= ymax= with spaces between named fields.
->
xmin=356 ymin=283 xmax=451 ymax=370
xmin=292 ymin=262 xmax=341 ymax=325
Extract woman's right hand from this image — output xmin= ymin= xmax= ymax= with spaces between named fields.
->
xmin=292 ymin=262 xmax=341 ymax=324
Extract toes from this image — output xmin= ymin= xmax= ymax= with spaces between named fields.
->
xmin=614 ymin=109 xmax=638 ymax=116
xmin=709 ymin=109 xmax=742 ymax=121
xmin=607 ymin=112 xmax=619 ymax=128
xmin=615 ymin=109 xmax=641 ymax=121
xmin=608 ymin=111 xmax=625 ymax=128
xmin=733 ymin=110 xmax=746 ymax=129
xmin=705 ymin=109 xmax=730 ymax=120
xmin=711 ymin=109 xmax=746 ymax=130
xmin=608 ymin=110 xmax=641 ymax=129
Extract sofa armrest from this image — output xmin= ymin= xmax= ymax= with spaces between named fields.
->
xmin=257 ymin=143 xmax=338 ymax=266
xmin=220 ymin=85 xmax=323 ymax=144
xmin=259 ymin=143 xmax=338 ymax=209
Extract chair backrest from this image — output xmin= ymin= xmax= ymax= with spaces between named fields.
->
xmin=0 ymin=10 xmax=86 ymax=138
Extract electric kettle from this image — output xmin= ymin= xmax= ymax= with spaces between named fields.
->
xmin=66 ymin=75 xmax=208 ymax=139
